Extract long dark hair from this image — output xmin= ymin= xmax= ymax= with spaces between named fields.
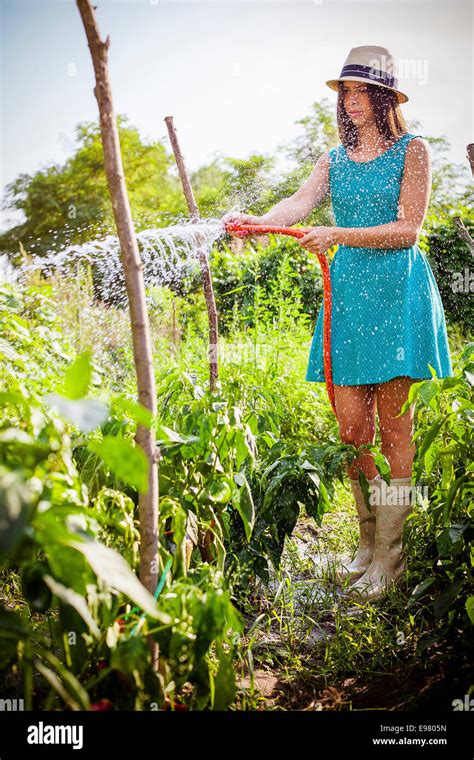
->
xmin=337 ymin=81 xmax=408 ymax=150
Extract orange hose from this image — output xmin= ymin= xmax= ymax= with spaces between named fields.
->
xmin=224 ymin=222 xmax=337 ymax=419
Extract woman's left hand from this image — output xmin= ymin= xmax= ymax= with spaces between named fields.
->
xmin=298 ymin=226 xmax=337 ymax=255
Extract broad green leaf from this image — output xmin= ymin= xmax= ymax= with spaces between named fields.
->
xmin=358 ymin=470 xmax=371 ymax=509
xmin=432 ymin=580 xmax=463 ymax=621
xmin=416 ymin=417 xmax=446 ymax=480
xmin=305 ymin=470 xmax=321 ymax=488
xmin=212 ymin=642 xmax=237 ymax=710
xmin=69 ymin=537 xmax=173 ymax=623
xmin=465 ymin=596 xmax=474 ymax=624
xmin=300 ymin=459 xmax=319 ymax=472
xmin=110 ymin=635 xmax=149 ymax=675
xmin=373 ymin=451 xmax=391 ymax=483
xmin=91 ymin=436 xmax=148 ymax=492
xmin=317 ymin=479 xmax=330 ymax=511
xmin=436 ymin=523 xmax=467 ymax=556
xmin=235 ymin=428 xmax=252 ymax=469
xmin=440 ymin=377 xmax=463 ymax=391
xmin=63 ymin=351 xmax=92 ymax=400
xmin=155 ymin=424 xmax=198 ymax=445
xmin=180 ymin=445 xmax=196 ymax=459
xmin=233 ymin=472 xmax=255 ymax=540
xmin=0 ymin=390 xmax=29 ymax=412
xmin=460 ymin=342 xmax=474 ymax=363
xmin=201 ymin=478 xmax=232 ymax=504
xmin=407 ymin=576 xmax=437 ymax=607
xmin=399 ymin=380 xmax=422 ymax=414
xmin=418 ymin=380 xmax=440 ymax=409
xmin=262 ymin=469 xmax=291 ymax=511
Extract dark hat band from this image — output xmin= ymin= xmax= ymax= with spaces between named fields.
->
xmin=340 ymin=64 xmax=398 ymax=89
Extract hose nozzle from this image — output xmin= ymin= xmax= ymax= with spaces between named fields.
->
xmin=224 ymin=221 xmax=254 ymax=237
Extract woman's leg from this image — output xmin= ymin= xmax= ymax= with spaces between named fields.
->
xmin=376 ymin=375 xmax=416 ymax=479
xmin=334 ymin=383 xmax=378 ymax=480
xmin=333 ymin=383 xmax=379 ymax=584
xmin=344 ymin=376 xmax=417 ymax=601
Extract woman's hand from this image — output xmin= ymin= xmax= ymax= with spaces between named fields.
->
xmin=298 ymin=226 xmax=337 ymax=255
xmin=221 ymin=212 xmax=264 ymax=237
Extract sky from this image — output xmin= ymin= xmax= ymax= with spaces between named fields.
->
xmin=0 ymin=0 xmax=472 ymax=231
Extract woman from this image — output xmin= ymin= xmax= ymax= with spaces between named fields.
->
xmin=223 ymin=45 xmax=453 ymax=601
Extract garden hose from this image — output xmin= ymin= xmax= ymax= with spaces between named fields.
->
xmin=224 ymin=221 xmax=337 ymax=419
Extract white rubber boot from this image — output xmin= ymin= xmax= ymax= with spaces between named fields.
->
xmin=343 ymin=477 xmax=413 ymax=602
xmin=335 ymin=475 xmax=380 ymax=585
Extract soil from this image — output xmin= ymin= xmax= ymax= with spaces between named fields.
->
xmin=234 ymin=514 xmax=474 ymax=712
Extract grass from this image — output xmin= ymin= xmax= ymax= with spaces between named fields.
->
xmin=228 ymin=478 xmax=472 ymax=712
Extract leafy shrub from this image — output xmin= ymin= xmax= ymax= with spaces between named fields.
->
xmin=0 ymin=285 xmax=244 ymax=710
xmin=426 ymin=218 xmax=474 ymax=329
xmin=400 ymin=344 xmax=474 ymax=652
xmin=210 ymin=235 xmax=323 ymax=333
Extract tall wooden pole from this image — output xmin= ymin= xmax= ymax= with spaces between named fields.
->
xmin=467 ymin=143 xmax=474 ymax=178
xmin=453 ymin=144 xmax=474 ymax=253
xmin=164 ymin=116 xmax=219 ymax=392
xmin=76 ymin=2 xmax=160 ymax=637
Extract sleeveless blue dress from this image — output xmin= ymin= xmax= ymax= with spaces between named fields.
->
xmin=305 ymin=133 xmax=453 ymax=386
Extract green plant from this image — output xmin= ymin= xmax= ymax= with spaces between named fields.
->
xmin=399 ymin=345 xmax=474 ymax=651
xmin=210 ymin=235 xmax=322 ymax=334
xmin=0 ymin=285 xmax=244 ymax=710
xmin=154 ymin=370 xmax=258 ymax=573
xmin=225 ymin=437 xmax=366 ymax=593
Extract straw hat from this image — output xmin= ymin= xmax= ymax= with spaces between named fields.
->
xmin=326 ymin=45 xmax=409 ymax=104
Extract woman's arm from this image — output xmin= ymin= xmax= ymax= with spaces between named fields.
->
xmin=299 ymin=138 xmax=431 ymax=254
xmin=259 ymin=150 xmax=330 ymax=226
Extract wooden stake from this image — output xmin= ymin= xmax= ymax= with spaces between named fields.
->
xmin=453 ymin=216 xmax=474 ymax=254
xmin=76 ymin=1 xmax=160 ymax=668
xmin=467 ymin=143 xmax=474 ymax=178
xmin=164 ymin=116 xmax=219 ymax=392
xmin=452 ymin=144 xmax=474 ymax=254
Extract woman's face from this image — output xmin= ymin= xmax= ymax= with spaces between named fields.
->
xmin=341 ymin=81 xmax=374 ymax=126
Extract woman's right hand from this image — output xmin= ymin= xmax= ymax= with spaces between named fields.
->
xmin=221 ymin=212 xmax=264 ymax=236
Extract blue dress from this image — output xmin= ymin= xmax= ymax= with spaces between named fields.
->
xmin=305 ymin=133 xmax=453 ymax=386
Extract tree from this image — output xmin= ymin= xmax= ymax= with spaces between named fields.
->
xmin=0 ymin=117 xmax=184 ymax=261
